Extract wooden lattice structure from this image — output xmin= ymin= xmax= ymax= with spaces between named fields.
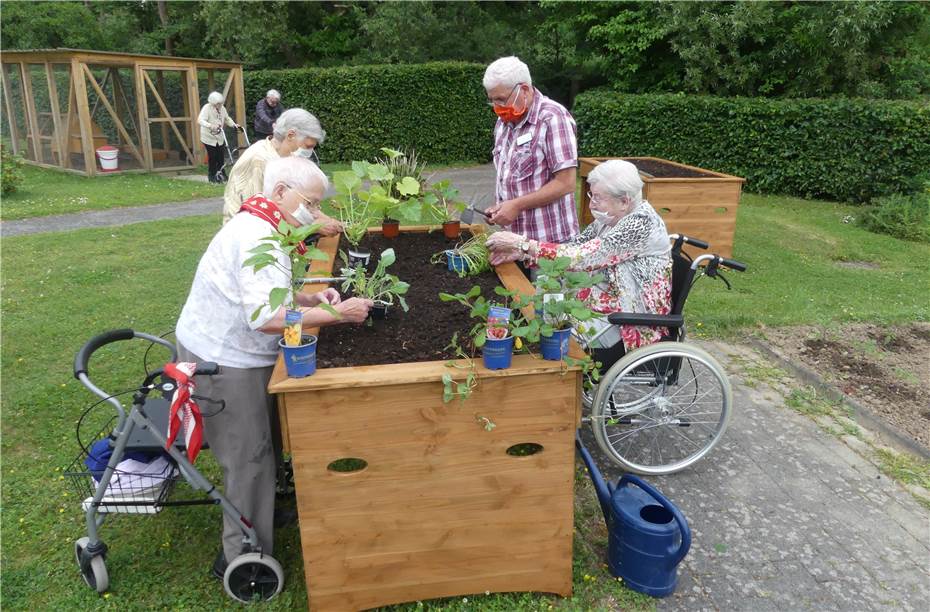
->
xmin=1 ymin=49 xmax=245 ymax=176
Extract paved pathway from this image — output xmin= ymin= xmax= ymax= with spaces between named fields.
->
xmin=1 ymin=165 xmax=498 ymax=237
xmin=581 ymin=341 xmax=929 ymax=611
xmin=5 ymin=164 xmax=929 ymax=609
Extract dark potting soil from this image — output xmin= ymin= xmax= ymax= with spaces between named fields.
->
xmin=316 ymin=231 xmax=509 ymax=368
xmin=623 ymin=158 xmax=715 ymax=179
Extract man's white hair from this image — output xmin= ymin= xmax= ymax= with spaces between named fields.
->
xmin=483 ymin=56 xmax=532 ymax=90
xmin=588 ymin=160 xmax=644 ymax=206
xmin=272 ymin=108 xmax=326 ymax=144
xmin=207 ymin=91 xmax=224 ymax=105
xmin=263 ymin=156 xmax=329 ymax=197
xmin=266 ymin=89 xmax=281 ymax=100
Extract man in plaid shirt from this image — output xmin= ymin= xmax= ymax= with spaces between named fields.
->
xmin=484 ymin=56 xmax=580 ymax=246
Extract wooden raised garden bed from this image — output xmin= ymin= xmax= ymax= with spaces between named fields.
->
xmin=269 ymin=227 xmax=580 ymax=611
xmin=579 ymin=157 xmax=744 ymax=257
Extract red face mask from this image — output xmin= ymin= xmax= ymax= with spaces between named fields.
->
xmin=493 ymin=86 xmax=529 ymax=123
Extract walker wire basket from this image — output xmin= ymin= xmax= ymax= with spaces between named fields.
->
xmin=65 ymin=416 xmax=181 ymax=515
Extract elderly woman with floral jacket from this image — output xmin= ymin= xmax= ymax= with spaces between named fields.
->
xmin=486 ymin=159 xmax=672 ymax=363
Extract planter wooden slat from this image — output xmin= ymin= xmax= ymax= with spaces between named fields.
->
xmin=579 ymin=156 xmax=744 ymax=257
xmin=269 ymin=227 xmax=579 ymax=611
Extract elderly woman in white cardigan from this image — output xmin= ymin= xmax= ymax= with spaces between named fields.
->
xmin=198 ymin=91 xmax=240 ymax=183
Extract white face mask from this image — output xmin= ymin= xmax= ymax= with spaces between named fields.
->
xmin=591 ymin=209 xmax=612 ymax=223
xmin=292 ymin=202 xmax=316 ymax=227
xmin=294 ymin=147 xmax=319 ymax=166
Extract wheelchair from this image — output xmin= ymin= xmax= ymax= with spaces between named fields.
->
xmin=581 ymin=234 xmax=746 ymax=476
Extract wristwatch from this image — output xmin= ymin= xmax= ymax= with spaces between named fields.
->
xmin=520 ymin=240 xmax=531 ymax=256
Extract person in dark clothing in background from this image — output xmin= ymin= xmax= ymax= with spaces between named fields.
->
xmin=254 ymin=89 xmax=284 ymax=141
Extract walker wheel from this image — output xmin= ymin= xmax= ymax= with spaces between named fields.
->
xmin=223 ymin=553 xmax=284 ymax=603
xmin=74 ymin=537 xmax=109 ymax=593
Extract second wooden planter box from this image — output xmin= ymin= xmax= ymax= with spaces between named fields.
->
xmin=269 ymin=227 xmax=580 ymax=611
xmin=579 ymin=156 xmax=744 ymax=257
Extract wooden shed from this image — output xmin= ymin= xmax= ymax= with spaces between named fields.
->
xmin=0 ymin=49 xmax=245 ymax=176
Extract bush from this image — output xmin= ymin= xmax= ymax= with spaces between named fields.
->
xmin=245 ymin=62 xmax=493 ymax=164
xmin=573 ymin=92 xmax=930 ymax=203
xmin=857 ymin=191 xmax=930 ymax=243
xmin=1 ymin=145 xmax=25 ymax=195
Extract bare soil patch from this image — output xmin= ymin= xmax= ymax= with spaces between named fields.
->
xmin=317 ymin=231 xmax=504 ymax=368
xmin=763 ymin=323 xmax=930 ymax=451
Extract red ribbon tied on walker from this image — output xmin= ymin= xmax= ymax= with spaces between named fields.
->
xmin=164 ymin=362 xmax=204 ymax=463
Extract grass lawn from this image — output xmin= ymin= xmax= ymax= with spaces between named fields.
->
xmin=1 ymin=165 xmax=225 ymax=221
xmin=1 ymin=189 xmax=927 ymax=609
xmin=686 ymin=192 xmax=929 ymax=338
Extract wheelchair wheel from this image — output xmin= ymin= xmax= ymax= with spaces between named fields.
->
xmin=590 ymin=342 xmax=731 ymax=475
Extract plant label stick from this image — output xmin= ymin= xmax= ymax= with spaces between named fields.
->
xmin=487 ymin=305 xmax=511 ymax=339
xmin=284 ymin=309 xmax=303 ymax=347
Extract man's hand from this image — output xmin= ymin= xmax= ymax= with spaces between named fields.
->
xmin=486 ymin=199 xmax=520 ymax=226
xmin=308 ymin=288 xmax=341 ymax=307
xmin=334 ymin=297 xmax=373 ymax=324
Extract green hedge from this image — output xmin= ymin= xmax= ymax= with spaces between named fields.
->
xmin=574 ymin=92 xmax=930 ymax=203
xmin=245 ymin=62 xmax=493 ymax=164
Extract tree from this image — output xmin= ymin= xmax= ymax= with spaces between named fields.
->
xmin=660 ymin=1 xmax=930 ymax=98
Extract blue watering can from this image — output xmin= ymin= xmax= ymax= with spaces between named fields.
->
xmin=576 ymin=434 xmax=691 ymax=597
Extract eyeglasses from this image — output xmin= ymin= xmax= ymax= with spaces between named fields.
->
xmin=586 ymin=191 xmax=605 ymax=204
xmin=486 ymin=83 xmax=523 ymax=107
xmin=288 ymin=185 xmax=321 ymax=210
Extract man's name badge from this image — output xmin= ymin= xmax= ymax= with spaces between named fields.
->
xmin=516 ymin=133 xmax=532 ymax=146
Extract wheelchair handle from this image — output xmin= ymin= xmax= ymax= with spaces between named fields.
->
xmin=719 ymin=257 xmax=747 ymax=272
xmin=670 ymin=234 xmax=709 ymax=251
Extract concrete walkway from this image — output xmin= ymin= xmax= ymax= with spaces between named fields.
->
xmin=581 ymin=341 xmax=929 ymax=611
xmin=1 ymin=165 xmax=498 ymax=237
xmin=4 ymin=164 xmax=928 ymax=610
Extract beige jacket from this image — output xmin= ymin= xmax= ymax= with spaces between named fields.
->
xmin=198 ymin=103 xmax=237 ymax=147
xmin=222 ymin=138 xmax=280 ymax=222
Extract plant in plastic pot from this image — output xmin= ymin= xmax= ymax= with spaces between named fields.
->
xmin=376 ymin=147 xmax=426 ymax=238
xmin=429 ymin=232 xmax=491 ymax=278
xmin=419 ymin=180 xmax=467 ymax=239
xmin=338 ymin=248 xmax=410 ymax=325
xmin=241 ymin=219 xmax=338 ymax=377
xmin=532 ymin=256 xmax=603 ymax=361
xmin=439 ymin=285 xmax=540 ymax=370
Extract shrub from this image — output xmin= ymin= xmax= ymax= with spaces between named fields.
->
xmin=857 ymin=191 xmax=930 ymax=243
xmin=245 ymin=62 xmax=493 ymax=164
xmin=573 ymin=91 xmax=930 ymax=203
xmin=1 ymin=145 xmax=25 ymax=195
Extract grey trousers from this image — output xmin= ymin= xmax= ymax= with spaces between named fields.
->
xmin=177 ymin=343 xmax=276 ymax=563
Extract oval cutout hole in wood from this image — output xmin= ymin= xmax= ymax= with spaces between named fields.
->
xmin=327 ymin=458 xmax=368 ymax=473
xmin=506 ymin=442 xmax=544 ymax=457
xmin=714 ymin=206 xmax=728 ymax=214
xmin=658 ymin=207 xmax=672 ymax=215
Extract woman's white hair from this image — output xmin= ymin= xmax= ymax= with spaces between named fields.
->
xmin=272 ymin=108 xmax=326 ymax=144
xmin=263 ymin=156 xmax=329 ymax=196
xmin=207 ymin=91 xmax=224 ymax=105
xmin=588 ymin=160 xmax=644 ymax=206
xmin=483 ymin=56 xmax=532 ymax=90
xmin=266 ymin=89 xmax=281 ymax=100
